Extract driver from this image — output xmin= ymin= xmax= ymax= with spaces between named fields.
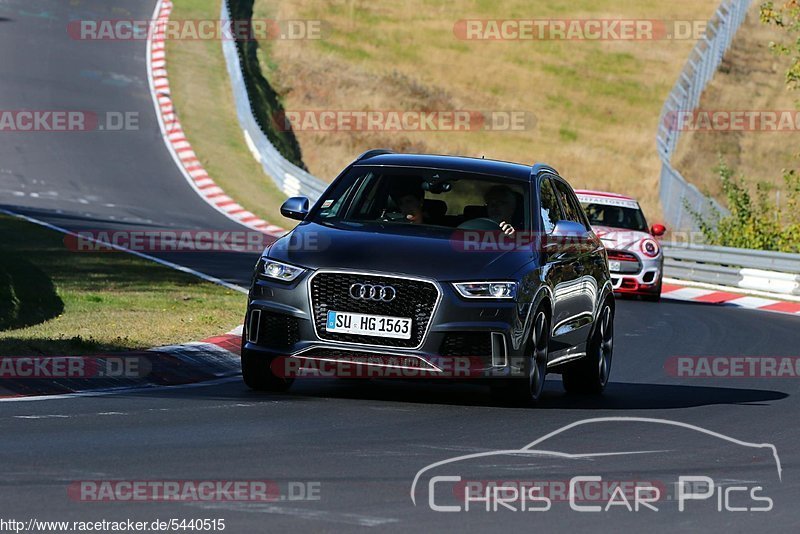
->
xmin=484 ymin=185 xmax=517 ymax=236
xmin=396 ymin=188 xmax=425 ymax=224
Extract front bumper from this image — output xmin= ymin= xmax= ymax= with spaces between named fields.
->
xmin=243 ymin=269 xmax=531 ymax=379
xmin=610 ymin=255 xmax=663 ymax=295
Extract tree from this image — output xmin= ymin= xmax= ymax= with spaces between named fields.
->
xmin=761 ymin=1 xmax=800 ymax=92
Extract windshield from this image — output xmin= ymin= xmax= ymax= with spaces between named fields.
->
xmin=581 ymin=202 xmax=648 ymax=232
xmin=313 ymin=166 xmax=530 ymax=232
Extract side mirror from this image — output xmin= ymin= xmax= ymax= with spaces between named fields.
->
xmin=552 ymin=220 xmax=589 ymax=239
xmin=280 ymin=196 xmax=309 ymax=221
xmin=650 ymin=223 xmax=666 ymax=237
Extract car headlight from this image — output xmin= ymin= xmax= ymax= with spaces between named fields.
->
xmin=640 ymin=239 xmax=660 ymax=258
xmin=453 ymin=281 xmax=517 ymax=299
xmin=257 ymin=258 xmax=306 ymax=282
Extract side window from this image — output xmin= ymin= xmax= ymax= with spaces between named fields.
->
xmin=553 ymin=180 xmax=584 ymax=226
xmin=539 ymin=178 xmax=561 ymax=234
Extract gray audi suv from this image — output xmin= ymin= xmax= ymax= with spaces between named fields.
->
xmin=242 ymin=151 xmax=614 ymax=404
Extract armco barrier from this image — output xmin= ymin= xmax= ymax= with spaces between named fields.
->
xmin=220 ymin=0 xmax=327 ymax=202
xmin=655 ymin=0 xmax=752 ymax=230
xmin=664 ymin=243 xmax=800 ymax=296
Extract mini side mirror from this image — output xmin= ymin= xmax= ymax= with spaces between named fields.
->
xmin=650 ymin=223 xmax=666 ymax=237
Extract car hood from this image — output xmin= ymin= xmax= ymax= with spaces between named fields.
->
xmin=591 ymin=225 xmax=654 ymax=253
xmin=266 ymin=221 xmax=537 ymax=280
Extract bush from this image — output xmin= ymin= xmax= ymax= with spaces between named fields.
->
xmin=687 ymin=159 xmax=800 ymax=252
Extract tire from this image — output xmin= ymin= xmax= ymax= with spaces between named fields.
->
xmin=641 ymin=278 xmax=662 ymax=302
xmin=492 ymin=309 xmax=549 ymax=405
xmin=241 ymin=345 xmax=294 ymax=393
xmin=562 ymin=300 xmax=614 ymax=394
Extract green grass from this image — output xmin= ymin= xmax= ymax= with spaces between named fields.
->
xmin=0 ymin=215 xmax=244 ymax=356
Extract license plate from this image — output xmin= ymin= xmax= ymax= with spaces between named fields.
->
xmin=326 ymin=311 xmax=412 ymax=340
xmin=608 ymin=260 xmax=621 ymax=272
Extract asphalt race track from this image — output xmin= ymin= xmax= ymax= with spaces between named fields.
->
xmin=1 ymin=1 xmax=799 ymax=532
xmin=0 ymin=0 xmax=258 ymax=286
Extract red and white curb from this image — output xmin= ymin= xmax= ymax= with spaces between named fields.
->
xmin=0 ymin=328 xmax=245 ymax=402
xmin=662 ymin=282 xmax=800 ymax=316
xmin=146 ymin=0 xmax=285 ymax=236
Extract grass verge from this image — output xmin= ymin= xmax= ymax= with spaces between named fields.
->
xmin=0 ymin=214 xmax=244 ymax=356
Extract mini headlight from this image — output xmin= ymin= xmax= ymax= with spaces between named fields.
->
xmin=641 ymin=239 xmax=659 ymax=258
xmin=258 ymin=258 xmax=306 ymax=282
xmin=453 ymin=281 xmax=517 ymax=299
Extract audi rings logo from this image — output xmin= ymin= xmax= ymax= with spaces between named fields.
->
xmin=349 ymin=283 xmax=397 ymax=302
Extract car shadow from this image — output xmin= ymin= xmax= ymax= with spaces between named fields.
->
xmin=121 ymin=377 xmax=788 ymax=410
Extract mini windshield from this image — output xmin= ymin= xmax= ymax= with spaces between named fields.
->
xmin=313 ymin=167 xmax=530 ymax=232
xmin=581 ymin=203 xmax=648 ymax=232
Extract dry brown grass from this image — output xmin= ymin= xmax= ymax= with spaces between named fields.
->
xmin=256 ymin=0 xmax=722 ymax=221
xmin=672 ymin=4 xmax=799 ymax=207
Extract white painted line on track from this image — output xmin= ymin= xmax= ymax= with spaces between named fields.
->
xmin=0 ymin=376 xmax=242 ymax=403
xmin=0 ymin=208 xmax=247 ymax=294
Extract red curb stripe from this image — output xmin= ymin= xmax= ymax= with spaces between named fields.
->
xmin=693 ymin=291 xmax=743 ymax=304
xmin=661 ymin=283 xmax=683 ymax=293
xmin=760 ymin=301 xmax=800 ymax=314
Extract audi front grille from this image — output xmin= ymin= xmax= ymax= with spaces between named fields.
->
xmin=308 ymin=271 xmax=440 ymax=348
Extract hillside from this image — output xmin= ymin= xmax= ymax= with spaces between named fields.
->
xmin=255 ymin=0 xmax=723 ymax=221
xmin=672 ymin=4 xmax=798 ymax=208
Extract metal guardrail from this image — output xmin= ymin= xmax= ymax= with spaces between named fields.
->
xmin=663 ymin=243 xmax=800 ymax=296
xmin=220 ymin=0 xmax=327 ymax=202
xmin=656 ymin=0 xmax=752 ymax=230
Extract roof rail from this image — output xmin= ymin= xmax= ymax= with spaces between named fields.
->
xmin=531 ymin=163 xmax=559 ymax=177
xmin=356 ymin=149 xmax=395 ymax=162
